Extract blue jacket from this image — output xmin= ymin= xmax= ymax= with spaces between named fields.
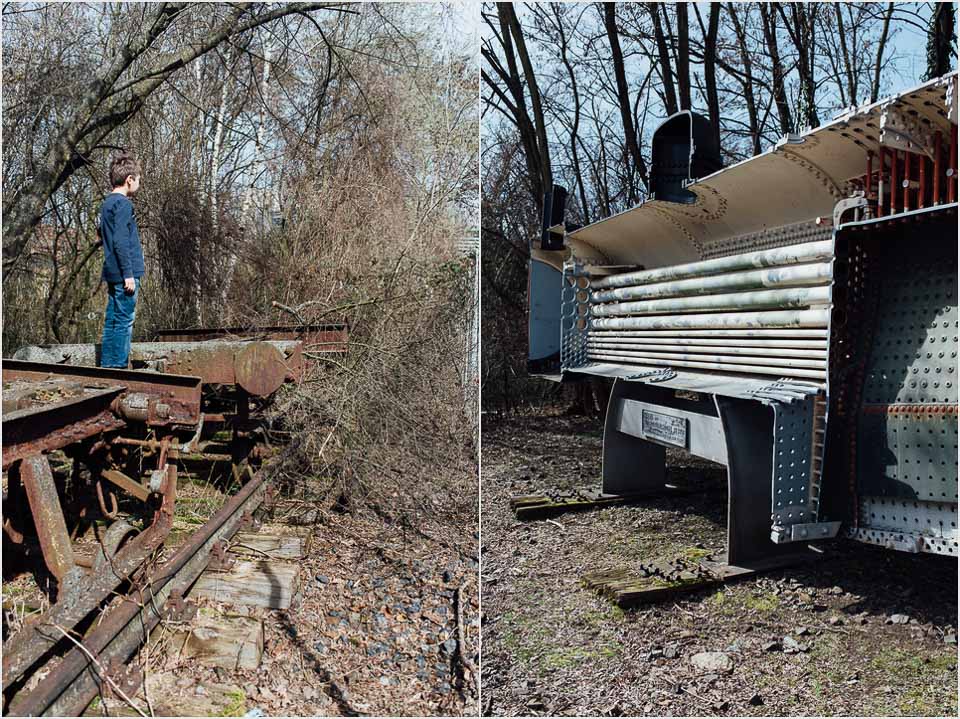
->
xmin=100 ymin=193 xmax=144 ymax=283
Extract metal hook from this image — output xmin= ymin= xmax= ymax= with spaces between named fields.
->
xmin=96 ymin=480 xmax=119 ymax=519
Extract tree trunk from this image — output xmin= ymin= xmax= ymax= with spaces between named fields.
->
xmin=647 ymin=3 xmax=679 ymax=116
xmin=676 ymin=3 xmax=691 ymax=111
xmin=209 ymin=49 xmax=234 ymax=227
xmin=604 ymin=3 xmax=649 ymax=201
xmin=779 ymin=3 xmax=820 ymax=129
xmin=727 ymin=5 xmax=761 ymax=156
xmin=703 ymin=4 xmax=721 ymax=153
xmin=834 ymin=5 xmax=857 ymax=105
xmin=760 ymin=3 xmax=794 ymax=135
xmin=501 ymin=4 xmax=552 ymax=196
xmin=871 ymin=3 xmax=894 ymax=102
xmin=553 ymin=6 xmax=590 ymax=225
xmin=924 ymin=2 xmax=956 ymax=81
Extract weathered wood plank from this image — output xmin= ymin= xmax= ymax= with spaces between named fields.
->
xmin=583 ymin=550 xmax=819 ymax=607
xmin=229 ymin=531 xmax=309 ymax=561
xmin=509 ymin=484 xmax=705 ymax=520
xmin=192 ymin=560 xmax=300 ymax=609
xmin=171 ymin=608 xmax=264 ymax=670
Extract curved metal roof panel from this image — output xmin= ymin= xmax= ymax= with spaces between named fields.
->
xmin=570 ymin=72 xmax=958 ymax=266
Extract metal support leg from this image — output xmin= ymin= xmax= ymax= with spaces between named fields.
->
xmin=20 ymin=454 xmax=78 ymax=583
xmin=715 ymin=396 xmax=803 ymax=566
xmin=601 ymin=378 xmax=666 ymax=495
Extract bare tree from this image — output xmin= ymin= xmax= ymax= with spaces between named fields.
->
xmin=481 ymin=3 xmax=551 ymax=203
xmin=924 ymin=2 xmax=957 ymax=81
xmin=2 ymin=2 xmax=350 ymax=268
xmin=647 ymin=2 xmax=679 ymax=115
xmin=760 ymin=3 xmax=794 ymax=134
xmin=604 ymin=3 xmax=649 ymax=201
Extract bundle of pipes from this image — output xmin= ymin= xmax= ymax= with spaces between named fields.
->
xmin=586 ymin=241 xmax=834 ymax=382
xmin=867 ymin=125 xmax=958 ymax=218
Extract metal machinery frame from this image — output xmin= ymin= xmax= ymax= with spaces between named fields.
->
xmin=2 ymin=328 xmax=348 ymax=707
xmin=528 ymin=72 xmax=958 ymax=564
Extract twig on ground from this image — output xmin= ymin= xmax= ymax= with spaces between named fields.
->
xmin=229 ymin=542 xmax=274 ymax=559
xmin=302 ymin=353 xmax=354 ymax=373
xmin=52 ymin=624 xmax=149 ymax=718
xmin=454 ymin=583 xmax=478 ymax=689
xmin=545 ymin=519 xmax=564 ymax=531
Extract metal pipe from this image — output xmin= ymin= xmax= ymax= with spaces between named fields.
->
xmin=949 ymin=123 xmax=957 ymax=204
xmin=592 ymin=328 xmax=829 ymax=339
xmin=588 ymin=334 xmax=825 ymax=348
xmin=890 ymin=148 xmax=899 ymax=214
xmin=903 ymin=151 xmax=911 ymax=211
xmin=586 ymin=340 xmax=827 ymax=359
xmin=590 ymin=262 xmax=832 ymax=303
xmin=877 ymin=146 xmax=887 ymax=217
xmin=586 ymin=348 xmax=825 ymax=369
xmin=585 ymin=351 xmax=826 ymax=380
xmin=590 ymin=286 xmax=831 ymax=317
xmin=590 ymin=240 xmax=834 ymax=289
xmin=919 ymin=151 xmax=927 ymax=208
xmin=590 ymin=308 xmax=830 ymax=331
xmin=933 ymin=130 xmax=942 ymax=205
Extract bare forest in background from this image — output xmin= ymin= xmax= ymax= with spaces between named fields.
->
xmin=481 ymin=1 xmax=957 ymax=412
xmin=2 ymin=2 xmax=479 ymax=522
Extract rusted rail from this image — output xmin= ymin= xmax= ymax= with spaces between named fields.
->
xmin=5 ymin=469 xmax=268 ymax=717
xmin=1 ymin=384 xmax=126 ymax=470
xmin=2 ymin=346 xmax=293 ymax=715
xmin=2 ymin=360 xmax=202 ymax=430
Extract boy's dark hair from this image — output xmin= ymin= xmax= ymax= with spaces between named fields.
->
xmin=110 ymin=153 xmax=141 ymax=188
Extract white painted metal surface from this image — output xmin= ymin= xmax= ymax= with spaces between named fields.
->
xmin=569 ymin=74 xmax=958 ymax=266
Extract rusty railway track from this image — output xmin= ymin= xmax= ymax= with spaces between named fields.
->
xmin=2 ymin=326 xmax=343 ymax=716
xmin=7 ymin=469 xmax=269 ymax=717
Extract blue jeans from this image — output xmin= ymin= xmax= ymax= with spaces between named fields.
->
xmin=100 ymin=279 xmax=139 ymax=368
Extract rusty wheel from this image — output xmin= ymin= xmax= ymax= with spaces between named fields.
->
xmin=91 ymin=520 xmax=138 ymax=575
xmin=233 ymin=342 xmax=286 ymax=397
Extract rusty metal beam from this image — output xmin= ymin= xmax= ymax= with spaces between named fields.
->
xmin=153 ymin=324 xmax=349 ymax=353
xmin=100 ymin=469 xmax=150 ymax=502
xmin=7 ymin=467 xmax=266 ymax=717
xmin=1 ymin=465 xmax=177 ymax=691
xmin=11 ymin=341 xmax=303 ymax=396
xmin=20 ymin=455 xmax=77 ymax=583
xmin=1 ymin=385 xmax=125 ymax=469
xmin=2 ymin=360 xmax=202 ymax=427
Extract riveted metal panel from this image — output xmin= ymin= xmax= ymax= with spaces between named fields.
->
xmin=848 ymin=526 xmax=958 ymax=556
xmin=859 ymin=412 xmax=959 ymax=500
xmin=771 ymin=398 xmax=816 ymax=525
xmin=861 ymin=267 xmax=958 ymax=405
xmin=860 ymin=495 xmax=958 ymax=540
xmin=858 ymin=247 xmax=958 ymax=503
xmin=560 ymin=261 xmax=590 ymax=370
xmin=528 ymin=259 xmax=563 ymax=370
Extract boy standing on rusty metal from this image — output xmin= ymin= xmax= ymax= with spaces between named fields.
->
xmin=99 ymin=153 xmax=144 ymax=368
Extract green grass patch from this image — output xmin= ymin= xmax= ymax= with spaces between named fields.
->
xmin=742 ymin=591 xmax=780 ymax=613
xmin=542 ymin=644 xmax=620 ymax=671
xmin=680 ymin=546 xmax=711 ymax=562
xmin=863 ymin=648 xmax=957 ymax=716
xmin=221 ymin=687 xmax=246 ymax=717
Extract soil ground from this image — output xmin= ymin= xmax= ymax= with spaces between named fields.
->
xmin=87 ymin=493 xmax=479 ymax=717
xmin=481 ymin=409 xmax=958 ymax=717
